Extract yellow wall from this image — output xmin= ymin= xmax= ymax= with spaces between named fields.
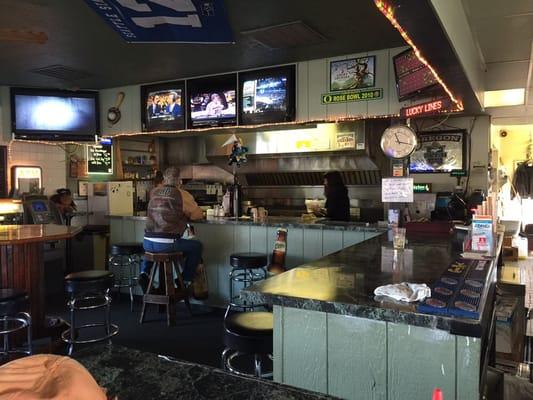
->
xmin=493 ymin=124 xmax=533 ymax=180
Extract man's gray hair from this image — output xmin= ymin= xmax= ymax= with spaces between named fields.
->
xmin=163 ymin=167 xmax=181 ymax=186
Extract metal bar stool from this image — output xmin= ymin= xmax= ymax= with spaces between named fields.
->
xmin=139 ymin=252 xmax=192 ymax=327
xmin=109 ymin=242 xmax=144 ymax=311
xmin=221 ymin=306 xmax=273 ymax=378
xmin=229 ymin=252 xmax=268 ymax=310
xmin=0 ymin=289 xmax=32 ymax=360
xmin=61 ymin=270 xmax=119 ymax=355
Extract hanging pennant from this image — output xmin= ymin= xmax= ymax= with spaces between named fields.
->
xmin=83 ymin=0 xmax=234 ymax=43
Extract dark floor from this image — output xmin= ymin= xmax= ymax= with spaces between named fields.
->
xmin=46 ymin=293 xmax=226 ymax=368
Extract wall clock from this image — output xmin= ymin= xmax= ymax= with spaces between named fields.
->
xmin=380 ymin=125 xmax=418 ymax=159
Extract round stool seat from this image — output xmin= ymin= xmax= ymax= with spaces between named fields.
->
xmin=0 ymin=289 xmax=27 ymax=303
xmin=0 ymin=289 xmax=29 ymax=316
xmin=65 ymin=271 xmax=114 ymax=294
xmin=230 ymin=252 xmax=268 ymax=269
xmin=225 ymin=311 xmax=273 ymax=337
xmin=110 ymin=243 xmax=143 ymax=256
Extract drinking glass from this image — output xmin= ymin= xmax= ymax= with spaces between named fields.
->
xmin=392 ymin=227 xmax=406 ymax=250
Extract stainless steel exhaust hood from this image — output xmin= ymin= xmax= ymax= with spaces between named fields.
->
xmin=205 ymin=121 xmax=389 ymax=186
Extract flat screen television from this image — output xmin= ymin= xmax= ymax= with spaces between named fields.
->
xmin=11 ymin=88 xmax=99 ymax=141
xmin=140 ymin=81 xmax=185 ymax=132
xmin=393 ymin=48 xmax=439 ymax=101
xmin=187 ymin=73 xmax=237 ymax=128
xmin=239 ymin=65 xmax=296 ymax=125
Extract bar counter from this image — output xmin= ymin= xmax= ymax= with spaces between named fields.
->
xmin=76 ymin=344 xmax=335 ymax=400
xmin=0 ymin=224 xmax=81 ymax=335
xmin=242 ymin=232 xmax=494 ymax=336
xmin=109 ymin=215 xmax=385 ymax=306
xmin=0 ymin=224 xmax=81 ymax=244
xmin=240 ymin=232 xmax=498 ymax=400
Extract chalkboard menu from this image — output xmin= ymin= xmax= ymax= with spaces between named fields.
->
xmin=87 ymin=143 xmax=113 ymax=174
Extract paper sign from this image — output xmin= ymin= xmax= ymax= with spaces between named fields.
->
xmin=382 ymin=178 xmax=414 ymax=203
xmin=336 ymin=132 xmax=355 ymax=149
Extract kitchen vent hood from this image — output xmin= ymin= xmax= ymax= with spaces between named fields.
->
xmin=205 ymin=121 xmax=390 ymax=186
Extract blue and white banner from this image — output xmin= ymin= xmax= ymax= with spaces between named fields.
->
xmin=83 ymin=0 xmax=233 ymax=43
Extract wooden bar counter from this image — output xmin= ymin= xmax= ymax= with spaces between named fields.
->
xmin=0 ymin=224 xmax=82 ymax=335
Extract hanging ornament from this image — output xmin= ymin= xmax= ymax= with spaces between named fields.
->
xmin=222 ymin=134 xmax=248 ymax=167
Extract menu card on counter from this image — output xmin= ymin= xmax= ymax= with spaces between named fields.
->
xmin=381 ymin=178 xmax=414 ymax=203
xmin=87 ymin=143 xmax=113 ymax=174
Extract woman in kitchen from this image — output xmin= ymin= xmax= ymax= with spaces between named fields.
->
xmin=321 ymin=171 xmax=350 ymax=221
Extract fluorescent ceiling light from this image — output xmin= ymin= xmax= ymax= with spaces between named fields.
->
xmin=484 ymin=88 xmax=525 ymax=107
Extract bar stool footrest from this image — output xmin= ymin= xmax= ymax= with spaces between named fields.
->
xmin=224 ymin=350 xmax=273 ymax=379
xmin=0 ymin=316 xmax=30 ymax=335
xmin=61 ymin=323 xmax=119 ymax=345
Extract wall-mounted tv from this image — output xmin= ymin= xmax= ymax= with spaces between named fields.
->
xmin=239 ymin=65 xmax=296 ymax=125
xmin=140 ymin=81 xmax=185 ymax=132
xmin=187 ymin=73 xmax=237 ymax=128
xmin=11 ymin=87 xmax=99 ymax=141
xmin=393 ymin=48 xmax=439 ymax=101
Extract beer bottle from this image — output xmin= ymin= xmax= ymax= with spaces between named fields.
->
xmin=268 ymin=228 xmax=288 ymax=275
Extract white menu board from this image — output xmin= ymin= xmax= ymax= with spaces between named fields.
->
xmin=382 ymin=178 xmax=414 ymax=203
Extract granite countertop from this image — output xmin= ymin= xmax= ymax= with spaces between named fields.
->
xmin=75 ymin=344 xmax=336 ymax=400
xmin=108 ymin=215 xmax=385 ymax=232
xmin=242 ymin=232 xmax=496 ymax=337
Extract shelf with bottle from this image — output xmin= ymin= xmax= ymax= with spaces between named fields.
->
xmin=122 ymin=163 xmax=155 ymax=167
xmin=123 ymin=170 xmax=159 ymax=180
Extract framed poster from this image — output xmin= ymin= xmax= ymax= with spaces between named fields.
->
xmin=409 ymin=129 xmax=466 ymax=173
xmin=78 ymin=181 xmax=88 ymax=197
xmin=330 ymin=56 xmax=376 ymax=91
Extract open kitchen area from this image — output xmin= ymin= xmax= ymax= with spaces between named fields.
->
xmin=0 ymin=0 xmax=532 ymax=399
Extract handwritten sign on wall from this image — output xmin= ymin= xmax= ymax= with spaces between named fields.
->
xmin=87 ymin=143 xmax=113 ymax=174
xmin=382 ymin=178 xmax=414 ymax=203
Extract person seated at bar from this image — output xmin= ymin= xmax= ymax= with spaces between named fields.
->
xmin=139 ymin=167 xmax=204 ymax=293
xmin=49 ymin=188 xmax=77 ymax=224
xmin=315 ymin=171 xmax=350 ymax=221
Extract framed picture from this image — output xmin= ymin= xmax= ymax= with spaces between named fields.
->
xmin=330 ymin=56 xmax=376 ymax=92
xmin=409 ymin=129 xmax=466 ymax=173
xmin=78 ymin=181 xmax=88 ymax=197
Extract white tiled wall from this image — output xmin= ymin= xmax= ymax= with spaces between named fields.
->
xmin=9 ymin=141 xmax=67 ymax=195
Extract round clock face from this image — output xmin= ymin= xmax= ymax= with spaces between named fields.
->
xmin=380 ymin=125 xmax=418 ymax=159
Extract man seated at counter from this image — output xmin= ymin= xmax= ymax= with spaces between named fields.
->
xmin=138 ymin=167 xmax=204 ymax=293
xmin=49 ymin=188 xmax=77 ymax=225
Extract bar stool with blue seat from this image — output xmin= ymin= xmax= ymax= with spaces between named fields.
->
xmin=61 ymin=270 xmax=119 ymax=355
xmin=221 ymin=307 xmax=273 ymax=378
xmin=0 ymin=289 xmax=32 ymax=360
xmin=109 ymin=242 xmax=143 ymax=311
xmin=229 ymin=252 xmax=268 ymax=309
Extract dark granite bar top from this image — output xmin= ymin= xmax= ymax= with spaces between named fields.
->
xmin=108 ymin=215 xmax=385 ymax=233
xmin=75 ymin=344 xmax=336 ymax=400
xmin=242 ymin=232 xmax=497 ymax=337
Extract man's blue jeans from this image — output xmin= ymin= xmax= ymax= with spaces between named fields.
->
xmin=142 ymin=238 xmax=203 ymax=282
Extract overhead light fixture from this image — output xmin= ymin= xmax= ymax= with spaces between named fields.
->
xmin=484 ymin=88 xmax=525 ymax=108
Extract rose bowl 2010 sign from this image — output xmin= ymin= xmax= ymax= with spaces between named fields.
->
xmin=400 ymin=98 xmax=452 ymax=118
